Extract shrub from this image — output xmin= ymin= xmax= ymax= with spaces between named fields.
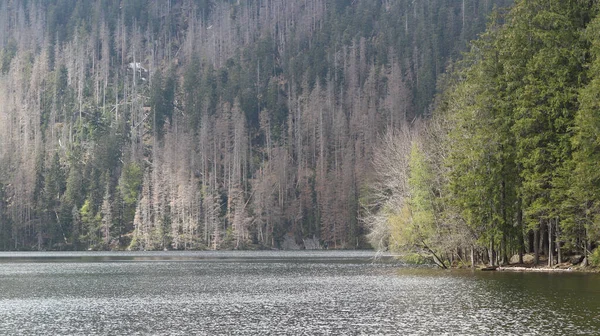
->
xmin=589 ymin=248 xmax=600 ymax=267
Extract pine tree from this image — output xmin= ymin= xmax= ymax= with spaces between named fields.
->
xmin=571 ymin=11 xmax=600 ymax=264
xmin=509 ymin=0 xmax=590 ymax=265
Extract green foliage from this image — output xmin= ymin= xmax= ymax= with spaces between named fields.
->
xmin=510 ymin=1 xmax=587 ymax=227
xmin=110 ymin=188 xmax=126 ymax=242
xmin=119 ymin=163 xmax=143 ymax=233
xmin=80 ymin=199 xmax=101 ymax=248
xmin=589 ymin=248 xmax=600 ymax=267
xmin=150 ymin=69 xmax=176 ymax=137
xmin=570 ymin=12 xmax=600 ymax=252
xmin=408 ymin=143 xmax=436 ymax=237
xmin=413 ymin=0 xmax=599 ymax=264
xmin=120 ymin=163 xmax=142 ymax=206
xmin=387 ymin=204 xmax=413 ymax=252
xmin=386 ymin=143 xmax=447 ymax=267
xmin=44 ymin=153 xmax=66 ymax=211
xmin=64 ymin=153 xmax=84 ymax=208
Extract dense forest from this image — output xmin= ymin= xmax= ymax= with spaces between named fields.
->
xmin=0 ymin=0 xmax=511 ymax=250
xmin=366 ymin=0 xmax=600 ymax=268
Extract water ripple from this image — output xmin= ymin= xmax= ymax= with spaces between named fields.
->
xmin=0 ymin=252 xmax=598 ymax=335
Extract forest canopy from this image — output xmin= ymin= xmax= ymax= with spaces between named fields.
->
xmin=0 ymin=0 xmax=510 ymax=251
xmin=365 ymin=0 xmax=600 ymax=267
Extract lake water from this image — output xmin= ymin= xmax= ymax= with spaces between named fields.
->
xmin=0 ymin=251 xmax=599 ymax=335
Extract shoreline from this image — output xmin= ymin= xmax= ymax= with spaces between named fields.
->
xmin=486 ymin=264 xmax=600 ymax=273
xmin=497 ymin=266 xmax=575 ymax=272
xmin=464 ymin=254 xmax=600 ymax=273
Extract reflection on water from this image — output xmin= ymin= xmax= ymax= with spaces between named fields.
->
xmin=0 ymin=251 xmax=598 ymax=335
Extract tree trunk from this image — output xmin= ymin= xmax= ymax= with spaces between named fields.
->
xmin=430 ymin=249 xmax=447 ymax=269
xmin=519 ymin=244 xmax=524 ymax=264
xmin=517 ymin=206 xmax=524 ymax=264
xmin=556 ymin=218 xmax=562 ymax=264
xmin=489 ymin=239 xmax=495 ymax=267
xmin=540 ymin=222 xmax=547 ymax=259
xmin=583 ymin=214 xmax=589 ymax=266
xmin=528 ymin=230 xmax=534 ymax=253
xmin=483 ymin=249 xmax=489 ymax=265
xmin=501 ymin=233 xmax=508 ymax=265
xmin=423 ymin=240 xmax=447 ymax=269
xmin=548 ymin=221 xmax=553 ymax=267
xmin=471 ymin=246 xmax=475 ymax=269
xmin=534 ymin=229 xmax=539 ymax=265
xmin=583 ymin=233 xmax=590 ymax=267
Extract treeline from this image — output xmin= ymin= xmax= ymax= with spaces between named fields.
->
xmin=0 ymin=0 xmax=509 ymax=250
xmin=365 ymin=0 xmax=600 ymax=267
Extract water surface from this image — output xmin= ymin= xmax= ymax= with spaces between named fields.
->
xmin=0 ymin=251 xmax=598 ymax=335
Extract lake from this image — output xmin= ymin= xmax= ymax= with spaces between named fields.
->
xmin=0 ymin=251 xmax=598 ymax=335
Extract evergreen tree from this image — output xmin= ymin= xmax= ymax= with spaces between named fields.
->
xmin=43 ymin=152 xmax=66 ymax=248
xmin=571 ymin=11 xmax=600 ymax=264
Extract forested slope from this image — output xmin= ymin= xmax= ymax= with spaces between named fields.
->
xmin=366 ymin=0 xmax=600 ymax=268
xmin=0 ymin=0 xmax=509 ymax=250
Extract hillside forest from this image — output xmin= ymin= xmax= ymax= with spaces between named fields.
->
xmin=365 ymin=0 xmax=600 ymax=268
xmin=0 ymin=0 xmax=511 ymax=250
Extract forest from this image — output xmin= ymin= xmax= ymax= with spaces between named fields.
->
xmin=365 ymin=0 xmax=600 ymax=268
xmin=0 ymin=0 xmax=511 ymax=250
